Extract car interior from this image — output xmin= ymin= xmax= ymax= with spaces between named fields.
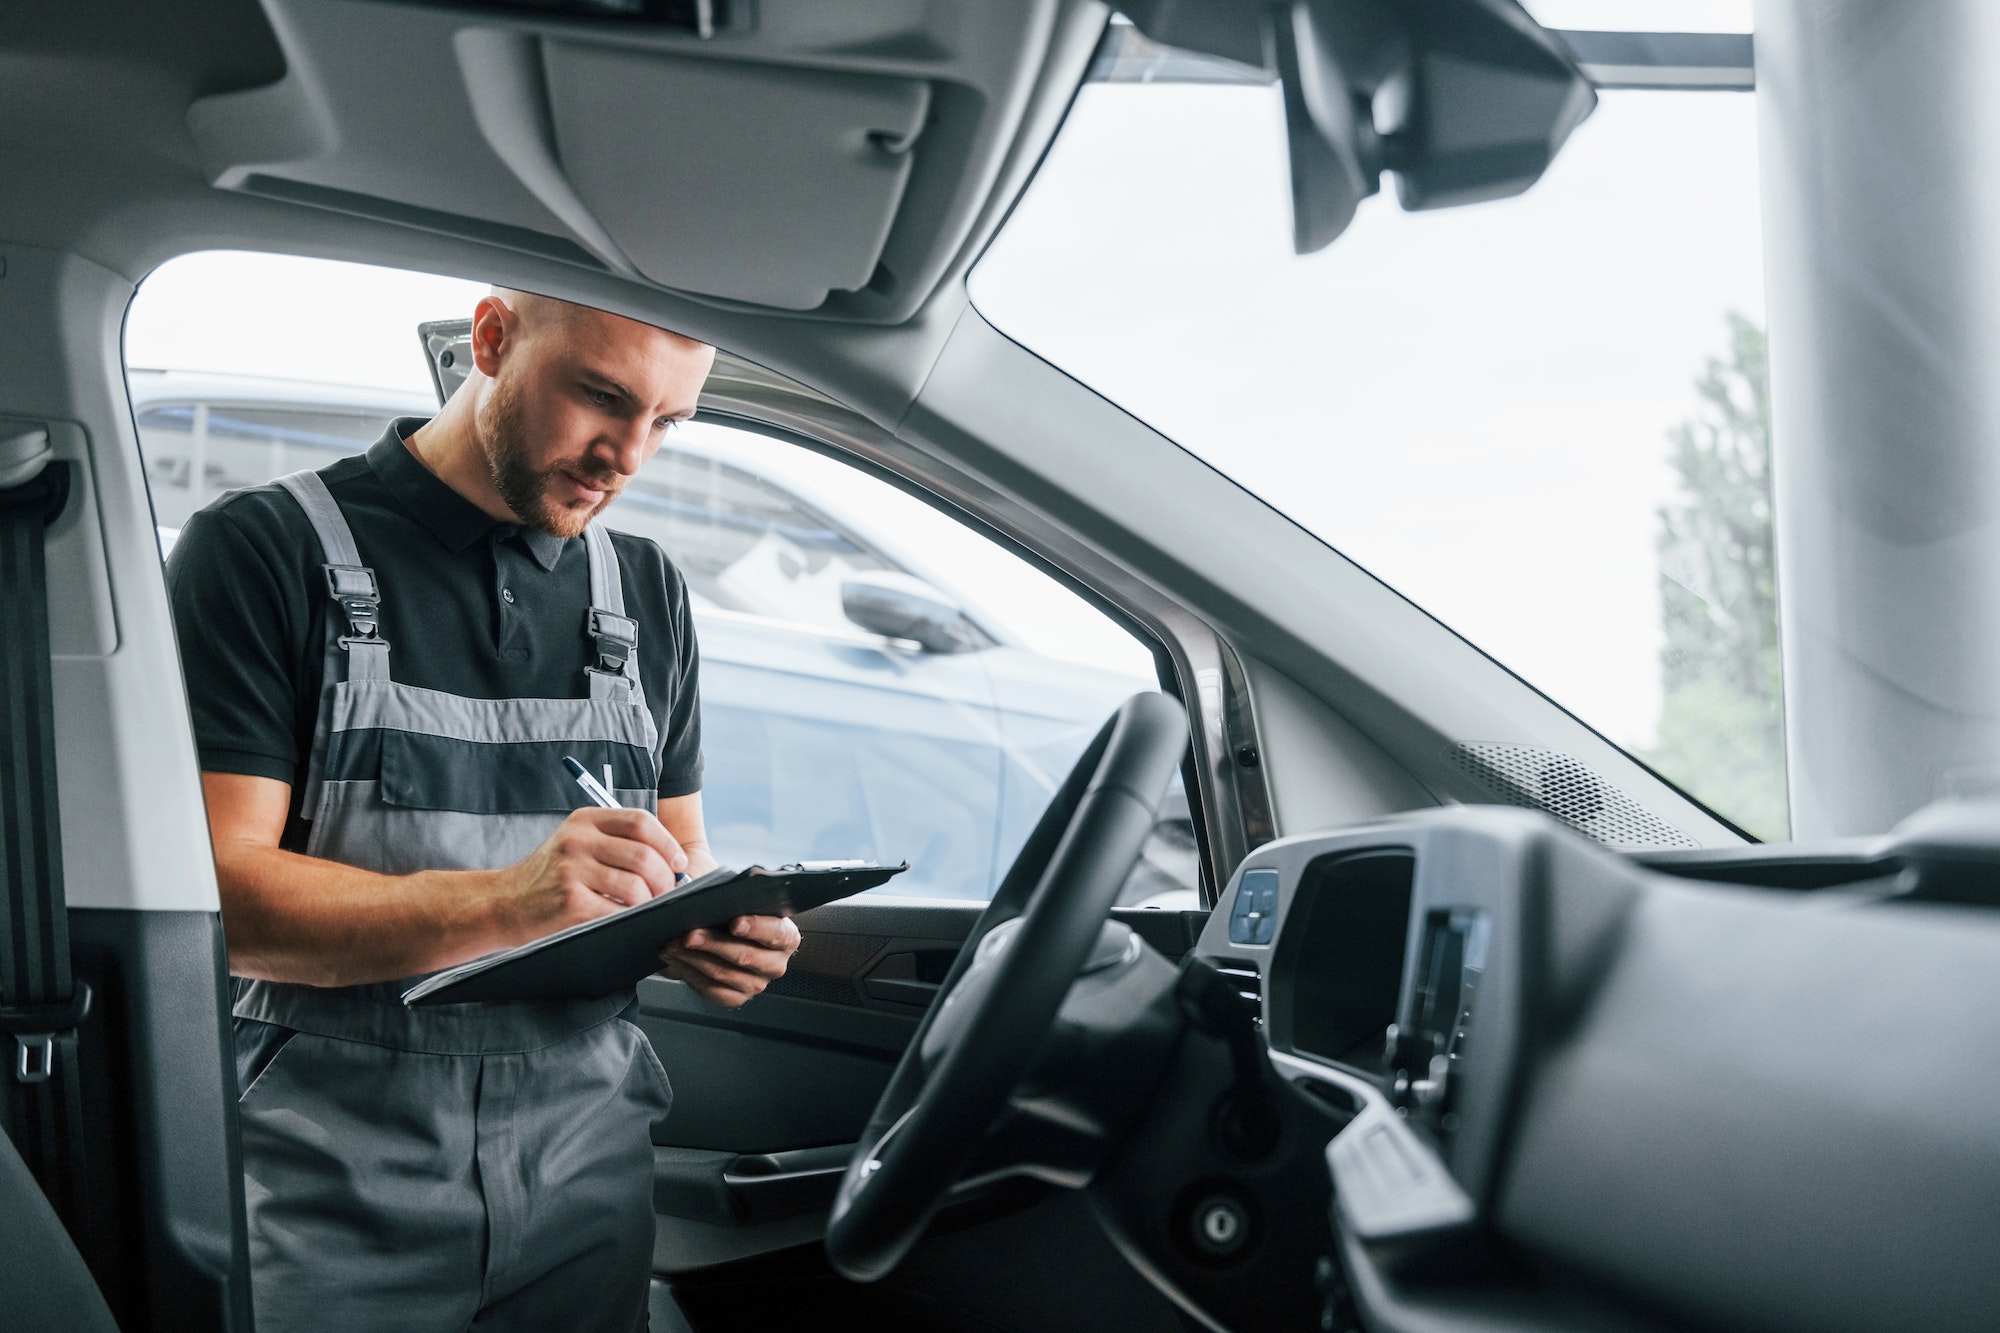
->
xmin=3 ymin=1 xmax=1998 ymax=1331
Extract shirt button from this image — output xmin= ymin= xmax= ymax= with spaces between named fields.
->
xmin=502 ymin=588 xmax=515 ymax=604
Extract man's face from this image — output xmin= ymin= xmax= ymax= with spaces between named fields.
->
xmin=472 ymin=296 xmax=715 ymax=539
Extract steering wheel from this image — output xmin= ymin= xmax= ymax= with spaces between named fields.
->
xmin=825 ymin=691 xmax=1189 ymax=1281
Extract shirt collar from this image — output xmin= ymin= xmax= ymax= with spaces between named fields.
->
xmin=366 ymin=419 xmax=572 ymax=572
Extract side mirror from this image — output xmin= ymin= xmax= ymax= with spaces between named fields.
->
xmin=841 ymin=572 xmax=979 ymax=654
xmin=1123 ymin=0 xmax=1597 ymax=253
xmin=419 ymin=318 xmax=474 ymax=408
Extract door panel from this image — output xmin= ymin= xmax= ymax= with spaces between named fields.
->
xmin=640 ymin=898 xmax=1208 ymax=1277
xmin=637 ymin=899 xmax=982 ymax=1154
xmin=639 ymin=898 xmax=979 ymax=1275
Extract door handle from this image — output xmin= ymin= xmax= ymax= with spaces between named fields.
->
xmin=721 ymin=1143 xmax=854 ymax=1222
xmin=655 ymin=1143 xmax=855 ymax=1225
xmin=861 ymin=949 xmax=954 ymax=1007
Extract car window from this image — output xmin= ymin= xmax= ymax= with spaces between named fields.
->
xmin=617 ymin=448 xmax=890 ymax=623
xmin=136 ymin=401 xmax=400 ymax=531
xmin=972 ymin=34 xmax=1780 ymax=838
xmin=603 ymin=431 xmax=992 ymax=648
xmin=599 ymin=420 xmax=1188 ymax=904
xmin=127 ymin=251 xmax=1196 ymax=907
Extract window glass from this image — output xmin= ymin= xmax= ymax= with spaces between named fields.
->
xmin=129 ymin=253 xmax=1194 ymax=902
xmin=595 ymin=421 xmax=1184 ymax=901
xmin=971 ymin=63 xmax=1782 ymax=838
xmin=606 ymin=433 xmax=934 ymax=636
xmin=135 ymin=397 xmax=416 ymax=533
xmin=1519 ymin=0 xmax=1750 ymax=32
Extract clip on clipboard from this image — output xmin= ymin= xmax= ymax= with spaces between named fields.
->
xmin=402 ymin=861 xmax=908 ymax=1006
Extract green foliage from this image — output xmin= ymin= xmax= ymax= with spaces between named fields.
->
xmin=1643 ymin=313 xmax=1789 ymax=840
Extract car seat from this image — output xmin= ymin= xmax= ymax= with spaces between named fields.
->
xmin=0 ymin=1128 xmax=118 ymax=1332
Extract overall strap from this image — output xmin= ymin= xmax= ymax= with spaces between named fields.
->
xmin=276 ymin=470 xmax=386 ymax=819
xmin=274 ymin=471 xmax=390 ymax=684
xmin=582 ymin=523 xmax=640 ymax=704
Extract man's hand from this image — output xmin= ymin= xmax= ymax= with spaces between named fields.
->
xmin=659 ymin=915 xmax=801 ymax=1009
xmin=205 ymin=772 xmax=724 ymax=986
xmin=490 ymin=806 xmax=688 ymax=945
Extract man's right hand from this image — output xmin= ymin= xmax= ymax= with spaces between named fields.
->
xmin=205 ymin=772 xmax=693 ymax=986
xmin=491 ymin=807 xmax=690 ymax=944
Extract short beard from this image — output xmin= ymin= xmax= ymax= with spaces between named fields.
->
xmin=476 ymin=372 xmax=622 ymax=539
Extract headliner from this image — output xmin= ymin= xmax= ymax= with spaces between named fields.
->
xmin=0 ymin=0 xmax=1106 ymax=426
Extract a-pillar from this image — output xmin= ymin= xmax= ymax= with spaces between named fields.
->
xmin=1756 ymin=0 xmax=2000 ymax=834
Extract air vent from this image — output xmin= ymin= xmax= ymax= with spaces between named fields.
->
xmin=1448 ymin=743 xmax=1698 ymax=850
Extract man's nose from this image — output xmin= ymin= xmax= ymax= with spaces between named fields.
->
xmin=598 ymin=419 xmax=652 ymax=476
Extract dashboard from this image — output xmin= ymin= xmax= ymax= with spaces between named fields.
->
xmin=1196 ymin=814 xmax=1533 ymax=1253
xmin=1187 ymin=802 xmax=2000 ymax=1333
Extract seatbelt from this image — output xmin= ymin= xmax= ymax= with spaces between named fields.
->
xmin=0 ymin=444 xmax=96 ymax=1247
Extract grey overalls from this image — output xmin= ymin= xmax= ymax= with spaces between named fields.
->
xmin=230 ymin=469 xmax=673 ymax=1333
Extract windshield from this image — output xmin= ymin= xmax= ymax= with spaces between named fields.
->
xmin=970 ymin=15 xmax=1779 ymax=838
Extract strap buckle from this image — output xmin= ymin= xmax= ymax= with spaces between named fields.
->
xmin=324 ymin=564 xmax=387 ymax=648
xmin=587 ymin=608 xmax=638 ymax=678
xmin=0 ymin=982 xmax=92 ymax=1085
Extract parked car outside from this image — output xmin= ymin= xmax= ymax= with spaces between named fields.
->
xmin=130 ymin=365 xmax=1198 ymax=906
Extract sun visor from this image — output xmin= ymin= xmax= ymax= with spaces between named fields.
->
xmin=186 ymin=1 xmax=942 ymax=313
xmin=536 ymin=43 xmax=928 ymax=310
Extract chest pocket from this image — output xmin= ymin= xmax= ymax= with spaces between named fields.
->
xmin=365 ymin=729 xmax=659 ymax=816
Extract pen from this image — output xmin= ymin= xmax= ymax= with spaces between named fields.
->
xmin=563 ymin=755 xmax=689 ymax=885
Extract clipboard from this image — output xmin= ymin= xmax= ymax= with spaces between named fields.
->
xmin=401 ymin=861 xmax=908 ymax=1006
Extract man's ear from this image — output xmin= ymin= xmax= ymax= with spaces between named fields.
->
xmin=469 ymin=294 xmax=513 ymax=378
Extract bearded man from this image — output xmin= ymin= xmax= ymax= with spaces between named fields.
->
xmin=166 ymin=289 xmax=800 ymax=1333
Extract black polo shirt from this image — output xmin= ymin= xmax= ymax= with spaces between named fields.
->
xmin=167 ymin=419 xmax=703 ymax=843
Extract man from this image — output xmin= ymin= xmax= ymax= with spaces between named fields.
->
xmin=166 ymin=289 xmax=801 ymax=1331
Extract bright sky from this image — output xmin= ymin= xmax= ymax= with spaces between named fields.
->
xmin=126 ymin=252 xmax=488 ymax=393
xmin=971 ymin=84 xmax=1765 ymax=752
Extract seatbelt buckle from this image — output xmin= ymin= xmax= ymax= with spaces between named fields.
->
xmin=324 ymin=564 xmax=387 ymax=647
xmin=587 ymin=608 xmax=638 ymax=678
xmin=16 ymin=1035 xmax=53 ymax=1083
xmin=0 ymin=982 xmax=91 ymax=1085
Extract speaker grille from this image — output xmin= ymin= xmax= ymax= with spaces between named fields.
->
xmin=763 ymin=932 xmax=891 ymax=1007
xmin=1447 ymin=743 xmax=1699 ymax=850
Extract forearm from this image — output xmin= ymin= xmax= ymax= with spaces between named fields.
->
xmin=215 ymin=842 xmax=511 ymax=987
xmin=204 ymin=773 xmax=691 ymax=987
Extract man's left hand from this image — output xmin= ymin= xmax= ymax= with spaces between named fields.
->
xmin=659 ymin=915 xmax=801 ymax=1008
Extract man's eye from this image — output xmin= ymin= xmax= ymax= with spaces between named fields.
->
xmin=587 ymin=389 xmax=615 ymax=407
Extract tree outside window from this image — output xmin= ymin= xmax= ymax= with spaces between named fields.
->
xmin=1646 ymin=313 xmax=1787 ymax=840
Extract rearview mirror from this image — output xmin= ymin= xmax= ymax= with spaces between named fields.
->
xmin=841 ymin=572 xmax=980 ymax=654
xmin=1123 ymin=0 xmax=1596 ymax=253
